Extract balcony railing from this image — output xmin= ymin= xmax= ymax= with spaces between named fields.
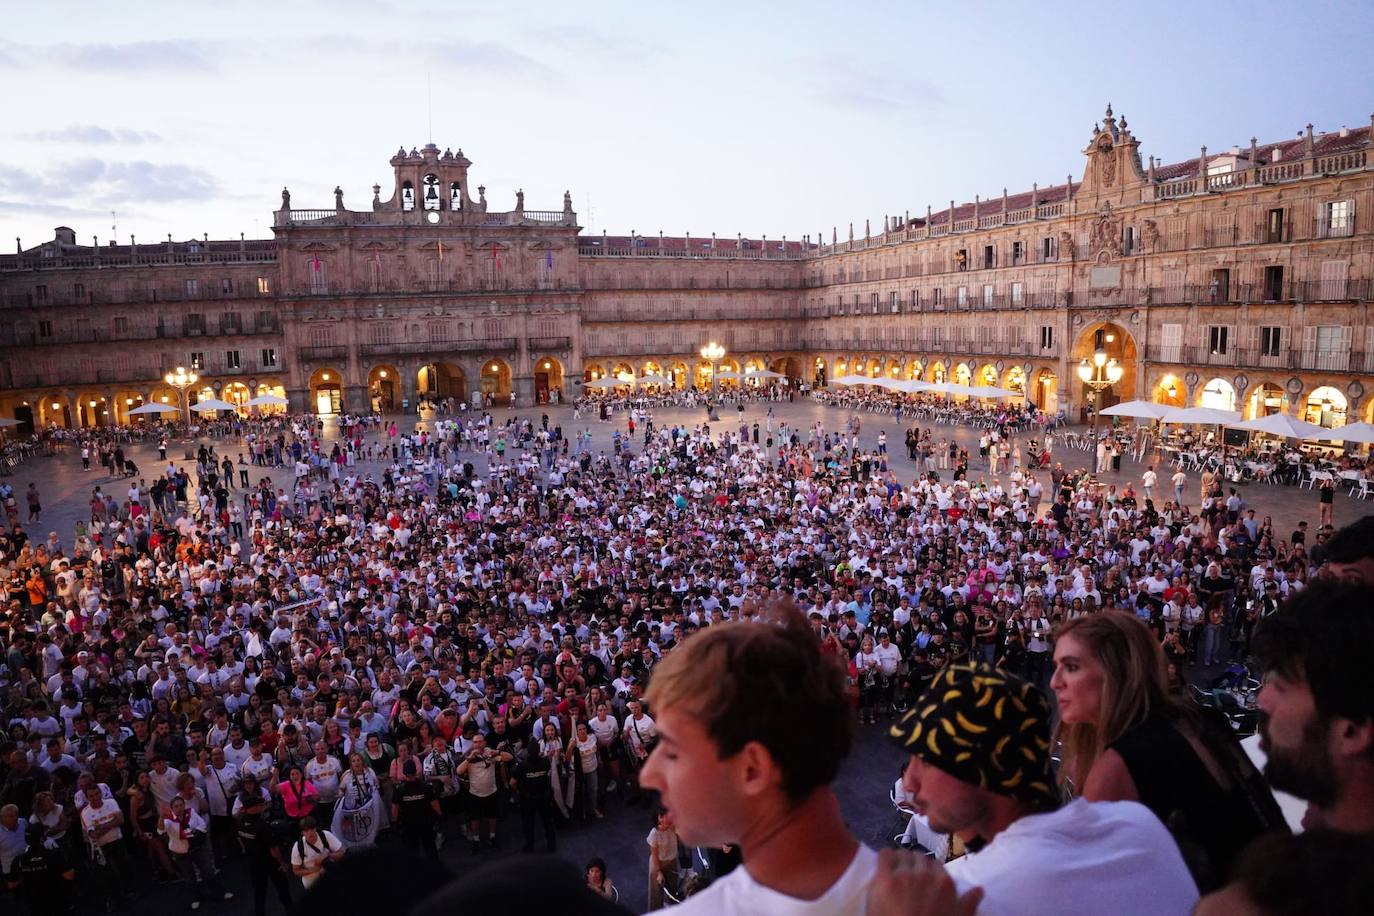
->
xmin=273 ymin=208 xmax=577 ymax=229
xmin=357 ymin=337 xmax=519 ymax=358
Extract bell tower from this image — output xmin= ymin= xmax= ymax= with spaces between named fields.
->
xmin=378 ymin=143 xmax=474 ymax=213
xmin=1079 ymin=104 xmax=1145 ymax=204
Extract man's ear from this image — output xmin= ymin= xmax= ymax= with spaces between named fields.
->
xmin=736 ymin=739 xmax=782 ymax=798
xmin=1333 ymin=716 xmax=1374 ymax=761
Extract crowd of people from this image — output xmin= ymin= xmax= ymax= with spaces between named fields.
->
xmin=0 ymin=396 xmax=1370 ymax=915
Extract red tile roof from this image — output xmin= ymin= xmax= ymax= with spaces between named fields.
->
xmin=577 ymin=235 xmax=811 ymax=252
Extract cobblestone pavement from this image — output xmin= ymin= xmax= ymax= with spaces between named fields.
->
xmin=13 ymin=399 xmax=1366 ymax=915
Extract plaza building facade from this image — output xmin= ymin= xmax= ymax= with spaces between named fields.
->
xmin=1 ymin=107 xmax=1371 ymax=434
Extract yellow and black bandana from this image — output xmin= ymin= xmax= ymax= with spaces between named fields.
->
xmin=889 ymin=663 xmax=1058 ymax=809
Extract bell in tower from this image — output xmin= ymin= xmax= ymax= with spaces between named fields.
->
xmin=423 ymin=174 xmax=441 ymax=211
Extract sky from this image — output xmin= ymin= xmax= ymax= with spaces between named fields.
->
xmin=3 ymin=0 xmax=1373 ymax=249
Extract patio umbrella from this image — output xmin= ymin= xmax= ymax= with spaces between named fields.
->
xmin=868 ymin=376 xmax=905 ymax=389
xmin=1160 ymin=406 xmax=1242 ymax=426
xmin=832 ymin=375 xmax=875 ymax=385
xmin=1098 ymin=400 xmax=1172 ymax=420
xmin=745 ymin=369 xmax=785 ymax=379
xmin=585 ymin=377 xmax=629 ymax=389
xmin=245 ymin=393 xmax=289 ymax=407
xmin=712 ymin=370 xmax=744 ymax=380
xmin=128 ymin=403 xmax=179 ymax=415
xmin=1323 ymin=421 xmax=1374 ymax=444
xmin=192 ymin=398 xmax=241 ymax=412
xmin=969 ymin=385 xmax=1023 ymax=399
xmin=0 ymin=418 xmax=18 ymax=427
xmin=894 ymin=379 xmax=934 ymax=393
xmin=637 ymin=374 xmax=672 ymax=386
xmin=1230 ymin=414 xmax=1330 ymax=441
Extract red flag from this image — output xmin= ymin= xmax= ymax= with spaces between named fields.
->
xmin=492 ymin=242 xmax=500 ymax=269
xmin=437 ymin=240 xmax=444 ymax=262
xmin=312 ymin=251 xmax=321 ymax=273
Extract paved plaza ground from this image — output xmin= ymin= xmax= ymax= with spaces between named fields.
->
xmin=12 ymin=398 xmax=1368 ymax=915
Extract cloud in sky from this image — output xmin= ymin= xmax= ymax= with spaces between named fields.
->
xmin=809 ymin=55 xmax=946 ymax=114
xmin=0 ymin=159 xmax=216 ymax=205
xmin=28 ymin=125 xmax=163 ymax=144
xmin=0 ymin=39 xmax=221 ymax=73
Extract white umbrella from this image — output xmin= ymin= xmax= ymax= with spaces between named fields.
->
xmin=0 ymin=418 xmax=18 ymax=427
xmin=894 ymin=379 xmax=934 ymax=393
xmin=128 ymin=403 xmax=179 ymax=415
xmin=1161 ymin=406 xmax=1242 ymax=426
xmin=745 ymin=369 xmax=785 ymax=379
xmin=1320 ymin=421 xmax=1374 ymax=444
xmin=585 ymin=377 xmax=630 ymax=389
xmin=713 ymin=370 xmax=744 ymax=380
xmin=969 ymin=385 xmax=1024 ymax=399
xmin=832 ymin=374 xmax=874 ymax=386
xmin=868 ymin=376 xmax=905 ymax=389
xmin=192 ymin=398 xmax=241 ymax=412
xmin=1230 ymin=414 xmax=1330 ymax=441
xmin=245 ymin=393 xmax=289 ymax=407
xmin=637 ymin=374 xmax=672 ymax=386
xmin=1099 ymin=400 xmax=1173 ymax=420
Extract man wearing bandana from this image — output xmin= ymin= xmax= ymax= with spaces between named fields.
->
xmin=879 ymin=664 xmax=1197 ymax=915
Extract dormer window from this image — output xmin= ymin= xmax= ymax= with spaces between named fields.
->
xmin=422 ymin=174 xmax=441 ymax=211
xmin=401 ymin=181 xmax=416 ymax=212
xmin=450 ymin=181 xmax=462 ymax=211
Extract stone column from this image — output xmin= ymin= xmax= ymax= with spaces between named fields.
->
xmin=343 ymin=385 xmax=367 ymax=416
xmin=401 ymin=365 xmax=419 ymax=414
xmin=287 ymin=387 xmax=310 ymax=414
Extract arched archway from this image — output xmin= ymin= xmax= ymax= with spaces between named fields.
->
xmin=1197 ymin=377 xmax=1236 ymax=412
xmin=254 ymin=381 xmax=288 ymax=415
xmin=1034 ymin=368 xmax=1058 ymax=412
xmin=369 ymin=365 xmax=401 ymax=412
xmin=222 ymin=381 xmax=252 ymax=411
xmin=1071 ymin=322 xmax=1138 ymax=415
xmin=480 ymin=358 xmax=512 ymax=402
xmin=583 ymin=363 xmax=606 ymax=383
xmin=1003 ymin=366 xmax=1027 ymax=397
xmin=812 ymin=356 xmax=828 ymax=387
xmin=743 ymin=355 xmax=768 ymax=374
xmin=865 ymin=357 xmax=882 ymax=378
xmin=904 ymin=360 xmax=924 ymax=380
xmin=1305 ymin=386 xmax=1348 ymax=428
xmin=534 ymin=356 xmax=564 ymax=404
xmin=668 ymin=361 xmax=688 ymax=390
xmin=928 ymin=361 xmax=947 ymax=384
xmin=1152 ymin=374 xmax=1186 ymax=407
xmin=309 ymin=368 xmax=344 ymax=415
xmin=953 ymin=363 xmax=972 ymax=385
xmin=418 ymin=362 xmax=467 ymax=405
xmin=771 ymin=356 xmax=801 ymax=382
xmin=113 ymin=390 xmax=145 ymax=425
xmin=833 ymin=356 xmax=848 ymax=378
xmin=77 ymin=394 xmax=111 ymax=427
xmin=640 ymin=360 xmax=663 ymax=377
xmin=977 ymin=364 xmax=998 ymax=387
xmin=1246 ymin=382 xmax=1287 ymax=419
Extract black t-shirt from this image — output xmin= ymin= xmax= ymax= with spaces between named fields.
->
xmin=15 ymin=845 xmax=66 ymax=891
xmin=236 ymin=815 xmax=278 ymax=864
xmin=394 ymin=779 xmax=437 ymax=827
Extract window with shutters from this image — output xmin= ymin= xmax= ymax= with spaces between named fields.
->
xmin=932 ymin=288 xmax=943 ymax=307
xmin=1011 ymin=282 xmax=1023 ymax=305
xmin=957 ymin=286 xmax=968 ymax=307
xmin=260 ymin=348 xmax=277 ymax=367
xmin=221 ymin=278 xmax=233 ymax=295
xmin=1321 ymin=200 xmax=1353 ymax=238
xmin=257 ymin=277 xmax=271 ymax=295
xmin=225 ymin=350 xmax=241 ymax=370
xmin=982 ymin=284 xmax=994 ymax=306
xmin=1307 ymin=326 xmax=1351 ymax=372
xmin=1207 ymin=326 xmax=1229 ymax=355
xmin=1039 ymin=236 xmax=1057 ymax=262
xmin=370 ymin=324 xmax=392 ymax=345
xmin=1163 ymin=270 xmax=1186 ymax=303
xmin=307 ymin=257 xmax=326 ymax=294
xmin=368 ymin=259 xmax=382 ymax=292
xmin=309 ymin=326 xmax=333 ymax=347
xmin=1259 ymin=327 xmax=1282 ymax=358
xmin=1040 ymin=326 xmax=1054 ymax=351
xmin=1159 ymin=323 xmax=1183 ymax=362
xmin=483 ymin=319 xmax=502 ymax=339
xmin=1318 ymin=261 xmax=1349 ymax=300
xmin=185 ymin=279 xmax=199 ymax=298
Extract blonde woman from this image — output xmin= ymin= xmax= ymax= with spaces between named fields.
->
xmin=1050 ymin=612 xmax=1284 ymax=891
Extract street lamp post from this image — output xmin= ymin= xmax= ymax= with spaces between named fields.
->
xmin=699 ymin=341 xmax=726 ymax=395
xmin=164 ymin=365 xmax=199 ymax=428
xmin=1076 ymin=348 xmax=1124 ymax=441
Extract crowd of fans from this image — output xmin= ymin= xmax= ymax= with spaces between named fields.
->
xmin=0 ymin=396 xmax=1371 ymax=915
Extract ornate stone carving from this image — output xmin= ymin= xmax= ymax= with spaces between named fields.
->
xmin=1090 ymin=205 xmax=1123 ymax=258
xmin=1286 ymin=377 xmax=1304 ymax=396
xmin=1059 ymin=231 xmax=1076 ymax=260
xmin=1347 ymin=380 xmax=1364 ymax=401
xmin=1142 ymin=219 xmax=1159 ymax=249
xmin=1097 ymin=135 xmax=1117 ymax=187
xmin=1234 ymin=374 xmax=1249 ymax=392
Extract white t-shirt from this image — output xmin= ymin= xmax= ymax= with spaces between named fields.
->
xmin=943 ymin=799 xmax=1198 ymax=915
xmin=290 ymin=829 xmax=343 ymax=889
xmin=669 ymin=843 xmax=877 ymax=915
xmin=81 ymin=797 xmax=124 ymax=846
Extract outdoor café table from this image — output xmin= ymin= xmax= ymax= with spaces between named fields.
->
xmin=1339 ymin=469 xmax=1364 ymax=488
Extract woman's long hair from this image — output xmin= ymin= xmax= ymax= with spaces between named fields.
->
xmin=1053 ymin=611 xmax=1186 ymax=789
